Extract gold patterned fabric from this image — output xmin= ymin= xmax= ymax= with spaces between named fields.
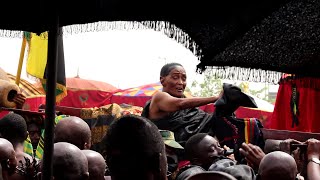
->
xmin=7 ymin=73 xmax=44 ymax=97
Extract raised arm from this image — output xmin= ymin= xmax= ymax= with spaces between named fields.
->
xmin=306 ymin=138 xmax=320 ymax=180
xmin=148 ymin=91 xmax=219 ymax=120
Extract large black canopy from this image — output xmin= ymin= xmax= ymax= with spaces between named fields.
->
xmin=3 ymin=0 xmax=319 ymax=82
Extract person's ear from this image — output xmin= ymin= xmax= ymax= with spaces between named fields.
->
xmin=160 ymin=77 xmax=165 ymax=84
xmin=84 ymin=142 xmax=91 ymax=150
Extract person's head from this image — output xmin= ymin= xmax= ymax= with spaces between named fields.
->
xmin=258 ymin=151 xmax=298 ymax=180
xmin=81 ymin=150 xmax=106 ymax=180
xmin=185 ymin=133 xmax=224 ymax=170
xmin=0 ymin=138 xmax=17 ymax=178
xmin=105 ymin=115 xmax=167 ymax=180
xmin=159 ymin=130 xmax=183 ymax=180
xmin=160 ymin=63 xmax=186 ymax=98
xmin=53 ymin=142 xmax=89 ymax=180
xmin=27 ymin=122 xmax=41 ymax=149
xmin=0 ymin=113 xmax=28 ymax=147
xmin=54 ymin=116 xmax=91 ymax=150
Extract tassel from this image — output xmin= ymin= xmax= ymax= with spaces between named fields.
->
xmin=290 ymin=84 xmax=300 ymax=127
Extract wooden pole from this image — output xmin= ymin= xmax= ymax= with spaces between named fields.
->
xmin=15 ymin=37 xmax=26 ymax=85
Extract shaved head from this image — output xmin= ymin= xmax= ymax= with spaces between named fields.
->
xmin=0 ymin=138 xmax=15 ymax=160
xmin=53 ymin=142 xmax=89 ymax=180
xmin=0 ymin=138 xmax=17 ymax=177
xmin=82 ymin=150 xmax=106 ymax=180
xmin=259 ymin=151 xmax=297 ymax=180
xmin=54 ymin=116 xmax=91 ymax=149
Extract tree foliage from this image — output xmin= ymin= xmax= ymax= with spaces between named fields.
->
xmin=190 ymin=71 xmax=274 ymax=103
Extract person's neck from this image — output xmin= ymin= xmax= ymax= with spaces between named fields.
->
xmin=13 ymin=143 xmax=24 ymax=153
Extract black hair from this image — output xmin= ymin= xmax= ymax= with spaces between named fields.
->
xmin=160 ymin=63 xmax=183 ymax=77
xmin=185 ymin=133 xmax=208 ymax=160
xmin=105 ymin=115 xmax=165 ymax=178
xmin=0 ymin=113 xmax=27 ymax=145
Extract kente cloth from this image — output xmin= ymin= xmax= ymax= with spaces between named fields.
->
xmin=23 ymin=135 xmax=34 ymax=157
xmin=212 ymin=115 xmax=264 ymax=161
xmin=35 ymin=115 xmax=68 ymax=159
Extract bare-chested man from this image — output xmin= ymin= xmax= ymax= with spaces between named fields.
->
xmin=142 ymin=63 xmax=220 ymax=145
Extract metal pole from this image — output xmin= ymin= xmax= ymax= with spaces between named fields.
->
xmin=41 ymin=18 xmax=59 ymax=180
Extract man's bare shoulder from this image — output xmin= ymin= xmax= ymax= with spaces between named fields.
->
xmin=152 ymin=91 xmax=170 ymax=100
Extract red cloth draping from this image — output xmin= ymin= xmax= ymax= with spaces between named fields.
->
xmin=57 ymin=90 xmax=114 ymax=108
xmin=270 ymin=77 xmax=320 ymax=132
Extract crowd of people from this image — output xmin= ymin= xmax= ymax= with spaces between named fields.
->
xmin=0 ymin=63 xmax=319 ymax=180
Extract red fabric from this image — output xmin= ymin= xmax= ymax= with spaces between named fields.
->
xmin=236 ymin=107 xmax=273 ymax=128
xmin=199 ymin=104 xmax=272 ymax=127
xmin=178 ymin=160 xmax=190 ymax=169
xmin=270 ymin=79 xmax=320 ymax=132
xmin=57 ymin=90 xmax=113 ymax=108
xmin=66 ymin=77 xmax=118 ymax=92
xmin=34 ymin=77 xmax=119 ymax=108
xmin=0 ymin=96 xmax=46 ymax=118
xmin=23 ymin=96 xmax=46 ymax=111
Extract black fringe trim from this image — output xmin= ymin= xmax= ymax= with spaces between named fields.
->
xmin=1 ymin=21 xmax=281 ymax=83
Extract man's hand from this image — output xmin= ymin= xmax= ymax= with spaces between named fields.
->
xmin=223 ymin=145 xmax=235 ymax=161
xmin=239 ymin=143 xmax=265 ymax=170
xmin=279 ymin=138 xmax=303 ymax=154
xmin=12 ymin=93 xmax=26 ymax=109
xmin=306 ymin=138 xmax=320 ymax=160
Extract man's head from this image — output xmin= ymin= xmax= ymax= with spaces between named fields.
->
xmin=185 ymin=133 xmax=224 ymax=170
xmin=81 ymin=150 xmax=106 ymax=180
xmin=160 ymin=130 xmax=183 ymax=180
xmin=105 ymin=115 xmax=167 ymax=180
xmin=53 ymin=142 xmax=89 ymax=180
xmin=258 ymin=151 xmax=298 ymax=180
xmin=27 ymin=122 xmax=41 ymax=149
xmin=0 ymin=113 xmax=28 ymax=146
xmin=0 ymin=138 xmax=17 ymax=177
xmin=160 ymin=63 xmax=186 ymax=98
xmin=54 ymin=116 xmax=91 ymax=150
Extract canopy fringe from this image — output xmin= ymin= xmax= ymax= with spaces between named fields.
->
xmin=62 ymin=21 xmax=202 ymax=59
xmin=0 ymin=29 xmax=22 ymax=38
xmin=203 ymin=66 xmax=283 ymax=84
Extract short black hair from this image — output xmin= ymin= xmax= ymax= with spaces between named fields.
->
xmin=105 ymin=115 xmax=165 ymax=178
xmin=160 ymin=63 xmax=183 ymax=77
xmin=185 ymin=133 xmax=208 ymax=160
xmin=0 ymin=113 xmax=27 ymax=145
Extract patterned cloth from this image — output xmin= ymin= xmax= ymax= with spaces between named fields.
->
xmin=23 ymin=135 xmax=34 ymax=156
xmin=35 ymin=115 xmax=68 ymax=159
